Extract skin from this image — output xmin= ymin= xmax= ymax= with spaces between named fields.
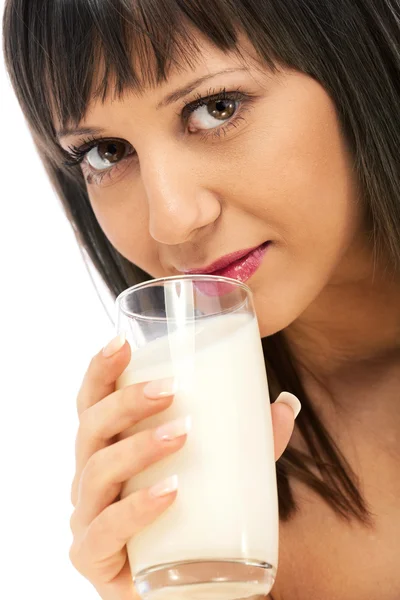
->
xmin=59 ymin=33 xmax=400 ymax=599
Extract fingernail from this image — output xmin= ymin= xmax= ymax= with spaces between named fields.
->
xmin=274 ymin=392 xmax=302 ymax=419
xmin=102 ymin=333 xmax=126 ymax=358
xmin=143 ymin=377 xmax=178 ymax=399
xmin=149 ymin=475 xmax=179 ymax=498
xmin=155 ymin=416 xmax=192 ymax=441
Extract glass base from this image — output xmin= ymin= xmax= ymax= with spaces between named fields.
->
xmin=134 ymin=559 xmax=276 ymax=600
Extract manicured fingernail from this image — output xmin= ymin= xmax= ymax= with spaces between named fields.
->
xmin=102 ymin=333 xmax=126 ymax=358
xmin=143 ymin=377 xmax=178 ymax=399
xmin=155 ymin=416 xmax=192 ymax=441
xmin=149 ymin=475 xmax=179 ymax=498
xmin=274 ymin=392 xmax=302 ymax=419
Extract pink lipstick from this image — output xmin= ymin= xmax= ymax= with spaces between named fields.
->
xmin=184 ymin=242 xmax=271 ymax=284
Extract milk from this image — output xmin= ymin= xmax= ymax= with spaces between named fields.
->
xmin=116 ymin=311 xmax=278 ymax=596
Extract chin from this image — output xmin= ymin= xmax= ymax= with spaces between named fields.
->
xmin=257 ymin=320 xmax=287 ymax=339
xmin=251 ymin=285 xmax=314 ymax=339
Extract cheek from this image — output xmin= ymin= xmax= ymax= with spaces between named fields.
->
xmin=249 ymin=95 xmax=359 ymax=246
xmin=87 ymin=188 xmax=160 ymax=274
xmin=238 ymin=92 xmax=363 ymax=334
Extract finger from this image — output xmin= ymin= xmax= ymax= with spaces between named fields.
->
xmin=74 ymin=382 xmax=175 ymax=497
xmin=93 ymin=559 xmax=138 ymax=600
xmin=72 ymin=484 xmax=178 ymax=581
xmin=71 ymin=337 xmax=132 ymax=506
xmin=86 ymin=486 xmax=177 ymax=564
xmin=271 ymin=392 xmax=301 ymax=460
xmin=73 ymin=421 xmax=188 ymax=527
xmin=76 ymin=334 xmax=131 ymax=417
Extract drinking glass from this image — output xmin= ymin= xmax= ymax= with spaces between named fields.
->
xmin=115 ymin=275 xmax=278 ymax=600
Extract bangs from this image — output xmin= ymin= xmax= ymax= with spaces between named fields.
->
xmin=4 ymin=0 xmax=278 ymax=152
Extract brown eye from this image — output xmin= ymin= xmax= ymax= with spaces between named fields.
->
xmin=188 ymin=98 xmax=239 ymax=131
xmin=208 ymin=99 xmax=236 ymax=120
xmin=87 ymin=140 xmax=132 ymax=170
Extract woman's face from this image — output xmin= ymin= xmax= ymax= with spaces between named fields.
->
xmin=59 ymin=34 xmax=366 ymax=337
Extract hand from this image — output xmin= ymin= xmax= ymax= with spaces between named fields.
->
xmin=68 ymin=336 xmax=300 ymax=600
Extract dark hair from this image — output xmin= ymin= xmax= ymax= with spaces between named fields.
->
xmin=4 ymin=0 xmax=400 ymax=524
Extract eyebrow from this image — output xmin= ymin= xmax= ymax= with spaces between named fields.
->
xmin=156 ymin=67 xmax=248 ymax=109
xmin=57 ymin=67 xmax=248 ymax=139
xmin=56 ymin=126 xmax=106 ymax=140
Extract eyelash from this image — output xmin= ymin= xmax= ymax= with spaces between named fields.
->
xmin=63 ymin=87 xmax=255 ymax=184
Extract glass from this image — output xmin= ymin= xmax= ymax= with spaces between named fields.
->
xmin=115 ymin=275 xmax=278 ymax=600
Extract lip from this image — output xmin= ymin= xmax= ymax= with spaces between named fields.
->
xmin=183 ymin=242 xmax=270 ymax=275
xmin=181 ymin=241 xmax=271 ymax=285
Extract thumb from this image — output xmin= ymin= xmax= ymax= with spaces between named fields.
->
xmin=271 ymin=392 xmax=302 ymax=461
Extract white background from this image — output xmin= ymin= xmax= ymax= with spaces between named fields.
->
xmin=1 ymin=2 xmax=116 ymax=597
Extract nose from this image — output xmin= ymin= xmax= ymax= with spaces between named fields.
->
xmin=140 ymin=147 xmax=221 ymax=245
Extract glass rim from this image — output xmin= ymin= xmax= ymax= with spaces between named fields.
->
xmin=115 ymin=274 xmax=252 ymax=322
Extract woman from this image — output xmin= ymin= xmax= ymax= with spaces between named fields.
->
xmin=3 ymin=0 xmax=400 ymax=598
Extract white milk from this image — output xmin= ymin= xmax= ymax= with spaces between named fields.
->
xmin=116 ymin=312 xmax=278 ymax=591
